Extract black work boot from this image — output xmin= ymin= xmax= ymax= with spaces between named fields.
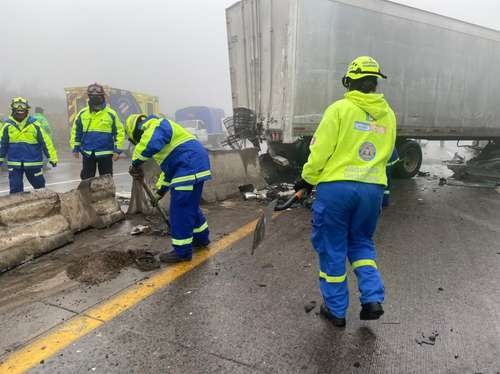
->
xmin=193 ymin=240 xmax=210 ymax=252
xmin=360 ymin=302 xmax=384 ymax=320
xmin=159 ymin=251 xmax=191 ymax=264
xmin=319 ymin=304 xmax=346 ymax=327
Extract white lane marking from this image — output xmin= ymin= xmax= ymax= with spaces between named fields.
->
xmin=0 ymin=172 xmax=129 ymax=194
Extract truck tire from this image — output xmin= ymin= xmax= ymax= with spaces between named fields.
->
xmin=394 ymin=140 xmax=422 ymax=178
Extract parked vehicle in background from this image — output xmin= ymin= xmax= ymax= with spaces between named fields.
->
xmin=64 ymin=86 xmax=159 ymax=157
xmin=226 ymin=0 xmax=500 ymax=177
xmin=178 ymin=119 xmax=209 ymax=143
xmin=175 ymin=106 xmax=226 ymax=148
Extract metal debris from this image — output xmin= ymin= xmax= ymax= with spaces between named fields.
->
xmin=415 ymin=330 xmax=439 ymax=346
xmin=447 ymin=142 xmax=500 ymax=183
xmin=130 ymin=225 xmax=151 ymax=236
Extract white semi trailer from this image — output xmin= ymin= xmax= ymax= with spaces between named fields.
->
xmin=226 ymin=0 xmax=500 ymax=177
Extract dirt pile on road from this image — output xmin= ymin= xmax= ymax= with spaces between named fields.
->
xmin=66 ymin=250 xmax=157 ymax=285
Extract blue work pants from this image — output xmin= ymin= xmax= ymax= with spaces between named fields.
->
xmin=9 ymin=167 xmax=45 ymax=194
xmin=170 ymin=182 xmax=210 ymax=259
xmin=312 ymin=181 xmax=385 ymax=318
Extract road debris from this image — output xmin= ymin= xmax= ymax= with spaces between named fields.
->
xmin=415 ymin=330 xmax=439 ymax=346
xmin=239 ymin=183 xmax=296 ymax=203
xmin=417 ymin=171 xmax=430 ymax=177
xmin=304 ymin=301 xmax=317 ymax=313
xmin=66 ymin=250 xmax=159 ymax=285
xmin=130 ymin=225 xmax=151 ymax=236
xmin=447 ymin=142 xmax=500 ymax=184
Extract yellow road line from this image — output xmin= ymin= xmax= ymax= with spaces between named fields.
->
xmin=0 ymin=218 xmax=259 ymax=374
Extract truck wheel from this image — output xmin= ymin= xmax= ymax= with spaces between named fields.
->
xmin=394 ymin=140 xmax=422 ymax=178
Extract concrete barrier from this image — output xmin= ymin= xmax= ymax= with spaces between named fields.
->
xmin=126 ymin=148 xmax=264 ymax=215
xmin=60 ymin=175 xmax=125 ymax=232
xmin=0 ymin=175 xmax=125 ymax=273
xmin=0 ymin=190 xmax=73 ymax=272
xmin=203 ymin=148 xmax=264 ymax=202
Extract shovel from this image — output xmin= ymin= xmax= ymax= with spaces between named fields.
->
xmin=139 ymin=178 xmax=171 ymax=229
xmin=251 ymin=188 xmax=307 ymax=253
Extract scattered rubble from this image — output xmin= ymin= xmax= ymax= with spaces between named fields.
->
xmin=130 ymin=225 xmax=151 ymax=236
xmin=66 ymin=250 xmax=159 ymax=285
xmin=446 ymin=142 xmax=500 ymax=185
xmin=415 ymin=330 xmax=439 ymax=346
xmin=304 ymin=301 xmax=317 ymax=313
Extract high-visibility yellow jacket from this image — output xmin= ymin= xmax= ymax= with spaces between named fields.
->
xmin=70 ymin=105 xmax=124 ymax=157
xmin=302 ymin=90 xmax=397 ymax=187
xmin=132 ymin=115 xmax=211 ymax=192
xmin=0 ymin=116 xmax=58 ymax=168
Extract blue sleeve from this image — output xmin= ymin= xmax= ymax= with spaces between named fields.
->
xmin=72 ymin=113 xmax=83 ymax=152
xmin=36 ymin=126 xmax=50 ymax=158
xmin=0 ymin=126 xmax=9 ymax=160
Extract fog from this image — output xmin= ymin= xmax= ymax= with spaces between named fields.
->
xmin=0 ymin=0 xmax=498 ymax=116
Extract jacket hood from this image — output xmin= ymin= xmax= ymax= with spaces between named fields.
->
xmin=344 ymin=91 xmax=390 ymax=120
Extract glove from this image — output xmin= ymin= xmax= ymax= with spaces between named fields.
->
xmin=294 ymin=178 xmax=313 ymax=194
xmin=50 ymin=161 xmax=57 ymax=167
xmin=129 ymin=165 xmax=144 ymax=179
xmin=151 ymin=190 xmax=166 ymax=207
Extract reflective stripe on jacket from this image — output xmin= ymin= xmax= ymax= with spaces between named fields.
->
xmin=0 ymin=116 xmax=58 ymax=168
xmin=131 ymin=115 xmax=211 ymax=191
xmin=70 ymin=105 xmax=124 ymax=157
xmin=302 ymin=91 xmax=397 ymax=187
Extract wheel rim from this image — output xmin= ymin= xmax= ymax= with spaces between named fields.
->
xmin=403 ymin=148 xmax=420 ymax=173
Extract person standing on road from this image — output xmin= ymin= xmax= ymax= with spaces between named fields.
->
xmin=70 ymin=83 xmax=124 ymax=179
xmin=0 ymin=97 xmax=58 ymax=193
xmin=33 ymin=106 xmax=54 ymax=169
xmin=126 ymin=114 xmax=211 ymax=264
xmin=33 ymin=107 xmax=53 ymax=141
xmin=294 ymin=56 xmax=397 ymax=327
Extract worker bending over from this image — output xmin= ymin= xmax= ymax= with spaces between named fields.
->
xmin=295 ymin=56 xmax=397 ymax=327
xmin=0 ymin=97 xmax=58 ymax=193
xmin=126 ymin=114 xmax=211 ymax=264
xmin=70 ymin=83 xmax=124 ymax=179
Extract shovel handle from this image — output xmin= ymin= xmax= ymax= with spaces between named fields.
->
xmin=140 ymin=179 xmax=171 ymax=228
xmin=275 ymin=188 xmax=307 ymax=211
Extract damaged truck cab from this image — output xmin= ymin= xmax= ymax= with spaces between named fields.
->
xmin=225 ymin=0 xmax=500 ymax=177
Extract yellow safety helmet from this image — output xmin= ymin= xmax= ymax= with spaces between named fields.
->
xmin=10 ymin=97 xmax=30 ymax=112
xmin=344 ymin=56 xmax=387 ymax=80
xmin=126 ymin=113 xmax=147 ymax=145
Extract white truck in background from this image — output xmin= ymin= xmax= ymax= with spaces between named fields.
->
xmin=225 ymin=0 xmax=500 ymax=177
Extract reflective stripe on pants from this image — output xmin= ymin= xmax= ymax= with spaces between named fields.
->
xmin=313 ymin=181 xmax=385 ymax=318
xmin=170 ymin=182 xmax=209 ymax=258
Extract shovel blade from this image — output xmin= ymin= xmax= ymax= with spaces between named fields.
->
xmin=251 ymin=200 xmax=277 ymax=254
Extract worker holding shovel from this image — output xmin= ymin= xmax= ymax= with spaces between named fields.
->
xmin=295 ymin=56 xmax=397 ymax=327
xmin=126 ymin=114 xmax=211 ymax=264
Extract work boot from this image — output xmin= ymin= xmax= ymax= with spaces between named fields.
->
xmin=193 ymin=240 xmax=210 ymax=252
xmin=319 ymin=304 xmax=346 ymax=327
xmin=159 ymin=251 xmax=191 ymax=264
xmin=360 ymin=302 xmax=384 ymax=321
